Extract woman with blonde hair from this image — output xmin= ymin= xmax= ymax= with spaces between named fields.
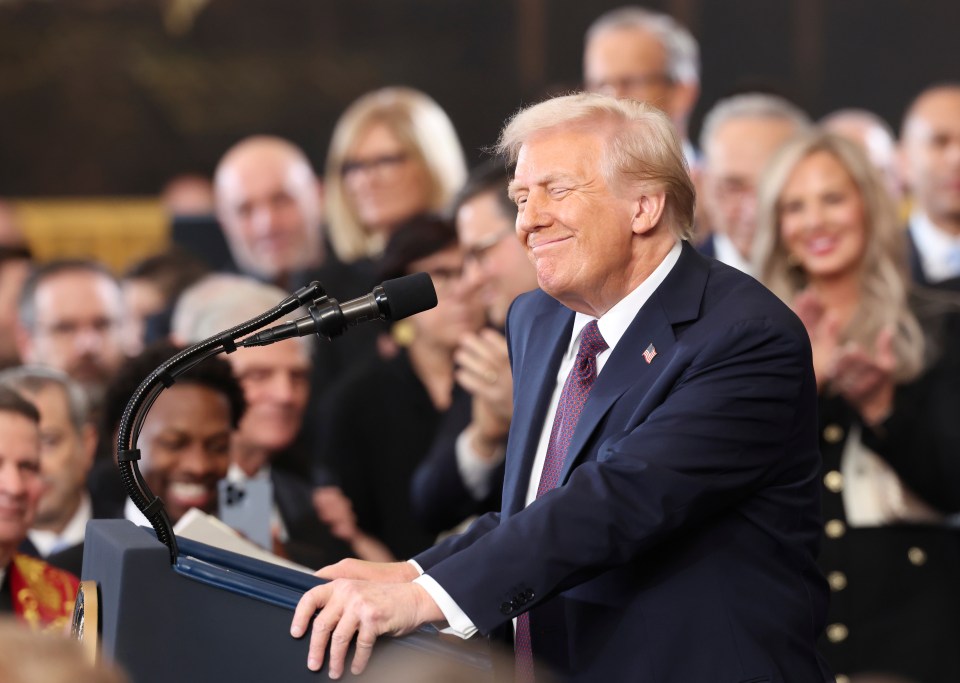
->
xmin=755 ymin=130 xmax=960 ymax=683
xmin=324 ymin=87 xmax=467 ymax=264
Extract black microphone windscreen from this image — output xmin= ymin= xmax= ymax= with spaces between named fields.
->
xmin=381 ymin=272 xmax=438 ymax=320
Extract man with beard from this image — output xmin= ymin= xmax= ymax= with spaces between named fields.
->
xmin=15 ymin=260 xmax=128 ymax=414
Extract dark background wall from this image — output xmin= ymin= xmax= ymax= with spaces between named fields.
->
xmin=0 ymin=0 xmax=956 ymax=196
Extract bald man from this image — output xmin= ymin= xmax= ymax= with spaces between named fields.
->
xmin=900 ymin=84 xmax=960 ymax=287
xmin=214 ymin=135 xmax=374 ymax=297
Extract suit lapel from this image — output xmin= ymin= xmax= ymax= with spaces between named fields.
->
xmin=558 ymin=242 xmax=709 ymax=485
xmin=503 ymin=303 xmax=574 ymax=516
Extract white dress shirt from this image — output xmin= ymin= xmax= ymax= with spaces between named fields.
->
xmin=712 ymin=233 xmax=754 ymax=277
xmin=910 ymin=211 xmax=960 ymax=283
xmin=414 ymin=241 xmax=683 ymax=638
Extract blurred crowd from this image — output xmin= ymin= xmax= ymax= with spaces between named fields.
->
xmin=0 ymin=6 xmax=958 ymax=683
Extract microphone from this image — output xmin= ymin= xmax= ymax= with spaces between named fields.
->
xmin=240 ymin=272 xmax=437 ymax=347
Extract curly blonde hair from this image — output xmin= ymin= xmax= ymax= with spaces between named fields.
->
xmin=754 ymin=130 xmax=924 ymax=382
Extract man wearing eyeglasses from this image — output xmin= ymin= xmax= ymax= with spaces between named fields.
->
xmin=583 ymin=6 xmax=700 ymax=167
xmin=411 ymin=160 xmax=538 ymax=534
xmin=15 ymin=260 xmax=128 ymax=412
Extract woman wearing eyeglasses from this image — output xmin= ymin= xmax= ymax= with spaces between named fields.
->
xmin=324 ymin=87 xmax=467 ymax=266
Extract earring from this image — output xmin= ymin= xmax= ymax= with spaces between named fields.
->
xmin=391 ymin=319 xmax=416 ymax=347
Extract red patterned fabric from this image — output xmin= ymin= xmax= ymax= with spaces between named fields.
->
xmin=9 ymin=553 xmax=79 ymax=632
xmin=515 ymin=320 xmax=607 ymax=681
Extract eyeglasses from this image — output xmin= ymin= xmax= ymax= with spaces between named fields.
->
xmin=340 ymin=152 xmax=410 ymax=178
xmin=426 ymin=266 xmax=464 ymax=294
xmin=463 ymin=227 xmax=515 ymax=265
xmin=584 ymin=73 xmax=673 ymax=96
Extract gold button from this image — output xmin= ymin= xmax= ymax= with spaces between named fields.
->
xmin=826 ymin=623 xmax=849 ymax=643
xmin=908 ymin=546 xmax=927 ymax=566
xmin=836 ymin=675 xmax=850 ymax=683
xmin=825 ymin=519 xmax=846 ymax=539
xmin=823 ymin=424 xmax=845 ymax=443
xmin=823 ymin=470 xmax=844 ymax=493
xmin=827 ymin=571 xmax=847 ymax=591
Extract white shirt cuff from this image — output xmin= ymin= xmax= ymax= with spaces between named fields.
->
xmin=455 ymin=429 xmax=506 ymax=500
xmin=412 ymin=574 xmax=478 ymax=639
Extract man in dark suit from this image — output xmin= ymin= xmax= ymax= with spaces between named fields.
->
xmin=291 ymin=93 xmax=832 ymax=682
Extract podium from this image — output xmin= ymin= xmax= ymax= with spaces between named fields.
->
xmin=79 ymin=520 xmax=491 ymax=681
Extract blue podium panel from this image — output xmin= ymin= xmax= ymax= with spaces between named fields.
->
xmin=82 ymin=520 xmax=491 ymax=682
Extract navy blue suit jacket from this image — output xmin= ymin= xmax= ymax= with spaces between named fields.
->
xmin=415 ymin=243 xmax=831 ymax=682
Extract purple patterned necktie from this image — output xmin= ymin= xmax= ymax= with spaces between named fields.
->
xmin=514 ymin=320 xmax=608 ymax=682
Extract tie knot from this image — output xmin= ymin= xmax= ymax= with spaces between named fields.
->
xmin=578 ymin=320 xmax=608 ymax=360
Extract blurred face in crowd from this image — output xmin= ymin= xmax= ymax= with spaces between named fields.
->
xmin=584 ymin=27 xmax=694 ymax=130
xmin=0 ymin=410 xmax=42 ymax=558
xmin=228 ymin=340 xmax=311 ymax=458
xmin=18 ymin=270 xmax=126 ymax=396
xmin=778 ymin=150 xmax=868 ymax=282
xmin=457 ymin=189 xmax=537 ymax=328
xmin=138 ymin=383 xmax=232 ymax=524
xmin=121 ymin=277 xmax=166 ymax=357
xmin=0 ymin=258 xmax=30 ymax=369
xmin=342 ymin=122 xmax=432 ymax=236
xmin=215 ymin=139 xmax=324 ymax=280
xmin=900 ymin=87 xmax=960 ymax=232
xmin=22 ymin=384 xmax=94 ymax=531
xmin=822 ymin=113 xmax=901 ymax=201
xmin=407 ymin=246 xmax=484 ymax=351
xmin=701 ymin=116 xmax=801 ymax=260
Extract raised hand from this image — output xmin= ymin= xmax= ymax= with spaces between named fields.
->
xmin=792 ymin=288 xmax=843 ymax=389
xmin=830 ymin=326 xmax=897 ymax=425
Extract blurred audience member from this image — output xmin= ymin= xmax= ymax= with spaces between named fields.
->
xmin=0 ymin=245 xmax=32 ymax=370
xmin=98 ymin=343 xmax=245 ymax=529
xmin=821 ymin=108 xmax=903 ymax=203
xmin=0 ymin=367 xmax=99 ymax=576
xmin=411 ymin=161 xmax=536 ymax=533
xmin=319 ymin=215 xmax=485 ymax=558
xmin=160 ymin=172 xmax=215 ymax=218
xmin=899 ymin=83 xmax=960 ymax=288
xmin=755 ymin=131 xmax=960 ymax=683
xmin=174 ymin=278 xmax=380 ymax=565
xmin=120 ymin=247 xmax=209 ymax=354
xmin=0 ymin=200 xmax=24 ymax=246
xmin=214 ymin=135 xmax=323 ymax=286
xmin=15 ymin=260 xmax=127 ymax=412
xmin=0 ymin=385 xmax=78 ymax=632
xmin=583 ymin=6 xmax=700 ymax=165
xmin=698 ymin=92 xmax=810 ymax=274
xmin=0 ymin=617 xmax=129 ymax=683
xmin=324 ymin=87 xmax=467 ymax=264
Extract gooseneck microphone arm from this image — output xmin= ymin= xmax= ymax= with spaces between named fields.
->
xmin=115 ymin=281 xmax=325 ymax=565
xmin=115 ymin=273 xmax=438 ymax=565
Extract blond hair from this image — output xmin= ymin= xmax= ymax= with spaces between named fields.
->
xmin=754 ymin=131 xmax=925 ymax=382
xmin=324 ymin=87 xmax=467 ymax=263
xmin=497 ymin=92 xmax=696 ymax=240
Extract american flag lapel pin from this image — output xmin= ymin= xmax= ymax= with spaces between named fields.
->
xmin=642 ymin=343 xmax=657 ymax=364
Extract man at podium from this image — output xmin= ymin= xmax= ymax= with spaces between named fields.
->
xmin=290 ymin=94 xmax=831 ymax=682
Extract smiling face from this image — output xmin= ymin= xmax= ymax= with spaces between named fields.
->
xmin=509 ymin=124 xmax=645 ymax=316
xmin=778 ymin=150 xmax=869 ymax=282
xmin=137 ymin=383 xmax=232 ymax=524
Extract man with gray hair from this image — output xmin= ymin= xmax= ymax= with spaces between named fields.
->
xmin=0 ymin=366 xmax=101 ymax=576
xmin=697 ymin=92 xmax=811 ymax=274
xmin=583 ymin=5 xmax=700 ymax=165
xmin=290 ymin=93 xmax=830 ymax=682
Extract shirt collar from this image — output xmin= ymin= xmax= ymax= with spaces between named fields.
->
xmin=910 ymin=210 xmax=960 ymax=282
xmin=567 ymin=240 xmax=683 ymax=358
xmin=28 ymin=494 xmax=92 ymax=556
